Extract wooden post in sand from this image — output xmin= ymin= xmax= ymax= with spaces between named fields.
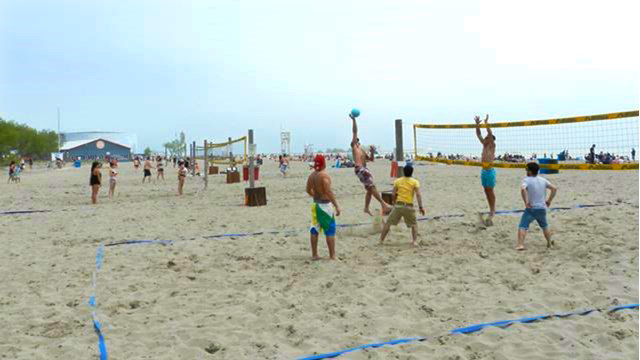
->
xmin=192 ymin=141 xmax=196 ymax=176
xmin=204 ymin=140 xmax=208 ymax=189
xmin=245 ymin=129 xmax=267 ymax=206
xmin=395 ymin=119 xmax=404 ymax=178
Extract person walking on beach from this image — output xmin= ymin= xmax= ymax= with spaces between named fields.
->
xmin=177 ymin=160 xmax=187 ymax=195
xmin=632 ymin=148 xmax=635 ymax=162
xmin=143 ymin=157 xmax=154 ymax=183
xmin=279 ymin=154 xmax=289 ymax=177
xmin=156 ymin=156 xmax=165 ymax=181
xmin=475 ymin=114 xmax=496 ymax=226
xmin=90 ymin=161 xmax=102 ymax=204
xmin=516 ymin=162 xmax=558 ymax=250
xmin=108 ymin=162 xmax=118 ymax=199
xmin=350 ymin=113 xmax=390 ymax=216
xmin=306 ymin=154 xmax=341 ymax=260
xmin=7 ymin=161 xmax=16 ymax=183
xmin=379 ymin=165 xmax=425 ymax=246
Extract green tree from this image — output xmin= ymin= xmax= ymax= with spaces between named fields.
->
xmin=143 ymin=147 xmax=152 ymax=157
xmin=0 ymin=116 xmax=58 ymax=162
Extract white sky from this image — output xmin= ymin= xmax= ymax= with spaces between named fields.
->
xmin=0 ymin=0 xmax=638 ymax=153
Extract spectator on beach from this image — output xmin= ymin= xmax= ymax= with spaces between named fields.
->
xmin=90 ymin=161 xmax=102 ymax=204
xmin=177 ymin=160 xmax=187 ymax=195
xmin=589 ymin=144 xmax=596 ymax=164
xmin=156 ymin=156 xmax=165 ymax=181
xmin=143 ymin=157 xmax=153 ymax=183
xmin=306 ymin=154 xmax=340 ymax=260
xmin=632 ymin=148 xmax=636 ymax=161
xmin=516 ymin=162 xmax=558 ymax=251
xmin=379 ymin=164 xmax=425 ymax=246
xmin=7 ymin=161 xmax=17 ymax=183
xmin=108 ymin=162 xmax=118 ymax=199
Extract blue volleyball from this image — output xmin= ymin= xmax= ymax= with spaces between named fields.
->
xmin=350 ymin=108 xmax=361 ymax=118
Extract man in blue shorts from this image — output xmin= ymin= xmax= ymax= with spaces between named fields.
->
xmin=475 ymin=114 xmax=496 ymax=225
xmin=516 ymin=162 xmax=558 ymax=250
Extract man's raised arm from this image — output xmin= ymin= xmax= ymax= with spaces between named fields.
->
xmin=350 ymin=114 xmax=358 ymax=146
xmin=484 ymin=114 xmax=492 ymax=139
xmin=474 ymin=115 xmax=484 ymax=143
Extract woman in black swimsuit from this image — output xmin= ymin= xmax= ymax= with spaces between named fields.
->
xmin=90 ymin=161 xmax=102 ymax=204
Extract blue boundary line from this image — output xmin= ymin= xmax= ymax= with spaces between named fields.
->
xmin=297 ymin=304 xmax=638 ymax=359
xmin=1 ymin=209 xmax=51 ymax=215
xmin=89 ymin=240 xmax=171 ymax=359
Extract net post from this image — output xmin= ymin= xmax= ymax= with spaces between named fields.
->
xmin=248 ymin=129 xmax=255 ymax=188
xmin=204 ymin=140 xmax=208 ymax=190
xmin=413 ymin=124 xmax=417 ymax=160
xmin=192 ymin=141 xmax=196 ymax=176
xmin=395 ymin=119 xmax=404 ymax=162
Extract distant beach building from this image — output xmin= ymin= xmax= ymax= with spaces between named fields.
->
xmin=60 ymin=132 xmax=137 ymax=161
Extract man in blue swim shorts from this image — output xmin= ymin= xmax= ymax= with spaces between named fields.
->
xmin=475 ymin=114 xmax=496 ymax=225
xmin=306 ymin=154 xmax=341 ymax=260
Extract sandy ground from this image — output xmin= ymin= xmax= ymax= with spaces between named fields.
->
xmin=0 ymin=160 xmax=638 ymax=360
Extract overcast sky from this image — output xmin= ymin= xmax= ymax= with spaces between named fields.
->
xmin=1 ymin=0 xmax=638 ymax=153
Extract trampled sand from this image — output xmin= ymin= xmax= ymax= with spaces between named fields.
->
xmin=0 ymin=160 xmax=638 ymax=359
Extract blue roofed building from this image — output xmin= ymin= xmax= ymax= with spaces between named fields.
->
xmin=61 ymin=138 xmax=131 ymax=161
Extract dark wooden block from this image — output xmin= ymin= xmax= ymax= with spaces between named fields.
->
xmin=245 ymin=187 xmax=267 ymax=206
xmin=382 ymin=191 xmax=394 ymax=205
xmin=226 ymin=171 xmax=240 ymax=184
xmin=209 ymin=166 xmax=219 ymax=175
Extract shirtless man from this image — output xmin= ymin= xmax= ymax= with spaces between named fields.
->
xmin=143 ymin=157 xmax=154 ymax=183
xmin=306 ymin=154 xmax=341 ymax=260
xmin=475 ymin=114 xmax=496 ymax=226
xmin=350 ymin=114 xmax=390 ymax=216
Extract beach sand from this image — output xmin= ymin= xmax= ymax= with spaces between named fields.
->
xmin=0 ymin=160 xmax=637 ymax=359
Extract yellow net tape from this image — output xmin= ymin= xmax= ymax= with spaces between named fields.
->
xmin=414 ymin=110 xmax=639 ymax=129
xmin=415 ymin=156 xmax=639 ymax=171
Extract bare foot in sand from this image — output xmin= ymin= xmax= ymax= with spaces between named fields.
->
xmin=312 ymin=256 xmax=321 ymax=261
xmin=364 ymin=207 xmax=374 ymax=216
xmin=411 ymin=241 xmax=418 ymax=247
xmin=329 ymin=256 xmax=338 ymax=261
xmin=485 ymin=216 xmax=494 ymax=226
xmin=515 ymin=245 xmax=526 ymax=251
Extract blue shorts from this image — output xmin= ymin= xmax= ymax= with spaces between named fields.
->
xmin=310 ymin=222 xmax=336 ymax=237
xmin=518 ymin=208 xmax=549 ymax=230
xmin=481 ymin=168 xmax=496 ymax=188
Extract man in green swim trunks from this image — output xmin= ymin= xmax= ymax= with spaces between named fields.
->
xmin=475 ymin=114 xmax=496 ymax=226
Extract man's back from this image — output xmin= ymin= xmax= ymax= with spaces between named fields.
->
xmin=394 ymin=176 xmax=420 ymax=204
xmin=307 ymin=171 xmax=331 ymax=201
xmin=522 ymin=176 xmax=550 ymax=209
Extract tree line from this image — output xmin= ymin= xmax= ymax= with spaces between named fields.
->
xmin=0 ymin=116 xmax=59 ymax=161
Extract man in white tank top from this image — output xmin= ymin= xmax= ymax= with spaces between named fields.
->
xmin=516 ymin=162 xmax=558 ymax=250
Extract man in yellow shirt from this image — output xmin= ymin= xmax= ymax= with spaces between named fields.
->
xmin=380 ymin=165 xmax=425 ymax=246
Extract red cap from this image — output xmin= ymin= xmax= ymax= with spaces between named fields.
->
xmin=314 ymin=154 xmax=326 ymax=171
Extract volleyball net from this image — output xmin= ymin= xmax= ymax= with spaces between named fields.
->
xmin=413 ymin=110 xmax=639 ymax=170
xmin=196 ymin=136 xmax=247 ymax=166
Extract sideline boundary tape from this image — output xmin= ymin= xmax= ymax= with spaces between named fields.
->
xmin=1 ymin=210 xmax=51 ymax=215
xmin=298 ymin=304 xmax=639 ymax=360
xmin=89 ymin=240 xmax=170 ymax=359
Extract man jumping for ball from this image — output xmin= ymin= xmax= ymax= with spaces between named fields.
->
xmin=350 ymin=113 xmax=390 ymax=216
xmin=476 ymin=114 xmax=496 ymax=225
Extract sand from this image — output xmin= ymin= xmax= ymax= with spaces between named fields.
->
xmin=0 ymin=160 xmax=637 ymax=359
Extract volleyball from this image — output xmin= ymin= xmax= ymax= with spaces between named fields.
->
xmin=350 ymin=108 xmax=361 ymax=118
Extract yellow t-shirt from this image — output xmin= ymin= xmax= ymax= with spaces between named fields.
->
xmin=394 ymin=177 xmax=420 ymax=204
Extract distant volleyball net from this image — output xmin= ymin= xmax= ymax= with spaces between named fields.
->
xmin=196 ymin=136 xmax=247 ymax=166
xmin=413 ymin=110 xmax=639 ymax=170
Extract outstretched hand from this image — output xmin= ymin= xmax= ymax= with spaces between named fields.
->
xmin=484 ymin=114 xmax=489 ymax=124
xmin=474 ymin=115 xmax=481 ymax=125
xmin=349 ymin=113 xmax=356 ymax=120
